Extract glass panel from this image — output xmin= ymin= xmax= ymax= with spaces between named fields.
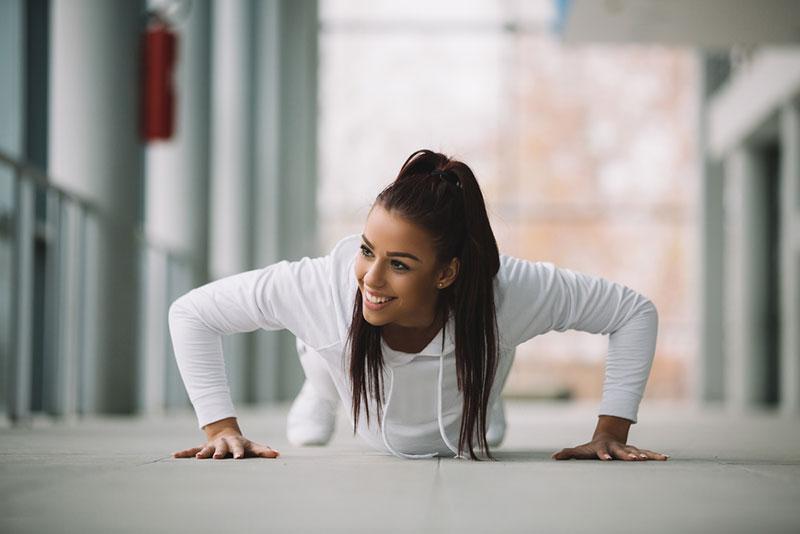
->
xmin=0 ymin=164 xmax=14 ymax=416
xmin=318 ymin=0 xmax=699 ymax=403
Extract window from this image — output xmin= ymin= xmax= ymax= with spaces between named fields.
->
xmin=318 ymin=0 xmax=698 ymax=402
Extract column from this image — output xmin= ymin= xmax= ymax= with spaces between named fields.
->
xmin=723 ymin=147 xmax=772 ymax=410
xmin=49 ymin=0 xmax=144 ymax=414
xmin=207 ymin=0 xmax=256 ymax=403
xmin=779 ymin=100 xmax=800 ymax=416
xmin=698 ymin=54 xmax=727 ymax=405
xmin=142 ymin=0 xmax=211 ymax=415
xmin=0 ymin=0 xmax=24 ymax=422
xmin=252 ymin=0 xmax=320 ymax=403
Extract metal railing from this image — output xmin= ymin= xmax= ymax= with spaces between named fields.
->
xmin=0 ymin=149 xmax=200 ymax=426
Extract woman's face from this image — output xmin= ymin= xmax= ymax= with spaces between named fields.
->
xmin=354 ymin=204 xmax=457 ymax=328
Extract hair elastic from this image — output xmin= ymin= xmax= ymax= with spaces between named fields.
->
xmin=431 ymin=170 xmax=462 ymax=189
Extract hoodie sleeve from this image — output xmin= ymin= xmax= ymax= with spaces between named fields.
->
xmin=495 ymin=255 xmax=659 ymax=424
xmin=168 ymin=253 xmax=338 ymax=430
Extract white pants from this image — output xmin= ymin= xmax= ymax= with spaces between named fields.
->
xmin=295 ymin=338 xmax=341 ymax=404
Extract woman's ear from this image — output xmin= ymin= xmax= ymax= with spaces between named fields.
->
xmin=436 ymin=257 xmax=459 ymax=289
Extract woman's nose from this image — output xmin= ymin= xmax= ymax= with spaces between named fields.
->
xmin=364 ymin=262 xmax=385 ymax=287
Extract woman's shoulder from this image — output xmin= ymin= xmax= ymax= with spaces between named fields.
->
xmin=325 ymin=233 xmax=360 ymax=283
xmin=496 ymin=252 xmax=556 ymax=288
xmin=322 ymin=233 xmax=360 ymax=335
xmin=492 ymin=253 xmax=563 ymax=348
xmin=493 ymin=253 xmax=558 ymax=316
xmin=328 ymin=233 xmax=361 ymax=261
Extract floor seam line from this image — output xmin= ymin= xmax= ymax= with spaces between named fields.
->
xmin=135 ymin=455 xmax=172 ymax=467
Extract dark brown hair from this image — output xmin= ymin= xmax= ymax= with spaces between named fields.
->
xmin=345 ymin=149 xmax=501 ymax=460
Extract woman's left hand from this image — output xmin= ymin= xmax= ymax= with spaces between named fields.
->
xmin=551 ymin=433 xmax=669 ymax=461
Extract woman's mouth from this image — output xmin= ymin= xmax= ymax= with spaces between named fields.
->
xmin=363 ymin=289 xmax=397 ymax=311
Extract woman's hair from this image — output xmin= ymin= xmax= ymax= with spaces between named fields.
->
xmin=345 ymin=149 xmax=501 ymax=460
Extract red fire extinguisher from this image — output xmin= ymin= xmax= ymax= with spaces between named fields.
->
xmin=141 ymin=12 xmax=177 ymax=141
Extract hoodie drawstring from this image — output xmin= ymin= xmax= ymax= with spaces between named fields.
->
xmin=380 ymin=354 xmax=464 ymax=460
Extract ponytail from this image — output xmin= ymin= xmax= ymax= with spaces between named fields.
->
xmin=346 ymin=149 xmax=501 ymax=460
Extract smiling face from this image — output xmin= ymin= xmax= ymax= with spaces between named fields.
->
xmin=355 ymin=204 xmax=458 ymax=329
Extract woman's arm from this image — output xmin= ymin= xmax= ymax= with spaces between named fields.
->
xmin=593 ymin=414 xmax=632 ymax=443
xmin=172 ymin=415 xmax=280 ymax=460
xmin=168 ymin=254 xmax=336 ymax=431
xmin=495 ymin=256 xmax=668 ymax=461
xmin=497 ymin=256 xmax=658 ymax=425
xmin=551 ymin=414 xmax=669 ymax=461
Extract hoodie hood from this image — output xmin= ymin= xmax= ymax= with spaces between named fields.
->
xmin=378 ymin=312 xmax=463 ymax=459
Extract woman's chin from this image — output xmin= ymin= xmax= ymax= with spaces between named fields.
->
xmin=362 ymin=311 xmax=391 ymax=326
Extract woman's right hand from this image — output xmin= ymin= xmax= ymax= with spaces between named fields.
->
xmin=172 ymin=417 xmax=280 ymax=460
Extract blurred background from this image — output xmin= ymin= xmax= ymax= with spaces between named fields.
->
xmin=1 ymin=0 xmax=798 ymax=426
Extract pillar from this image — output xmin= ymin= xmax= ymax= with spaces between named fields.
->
xmin=779 ymin=100 xmax=800 ymax=416
xmin=142 ymin=0 xmax=211 ymax=415
xmin=698 ymin=54 xmax=728 ymax=405
xmin=723 ymin=147 xmax=772 ymax=410
xmin=49 ymin=0 xmax=144 ymax=415
xmin=252 ymin=0 xmax=319 ymax=403
xmin=207 ymin=0 xmax=257 ymax=403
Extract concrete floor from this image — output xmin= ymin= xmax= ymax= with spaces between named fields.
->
xmin=1 ymin=400 xmax=799 ymax=534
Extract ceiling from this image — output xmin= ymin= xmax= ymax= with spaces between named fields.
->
xmin=557 ymin=0 xmax=800 ymax=49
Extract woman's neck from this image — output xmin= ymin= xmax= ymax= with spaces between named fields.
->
xmin=381 ymin=307 xmax=446 ymax=353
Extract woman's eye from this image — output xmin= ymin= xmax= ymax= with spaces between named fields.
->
xmin=360 ymin=246 xmax=408 ymax=271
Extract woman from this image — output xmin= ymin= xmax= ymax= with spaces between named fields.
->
xmin=170 ymin=149 xmax=668 ymax=462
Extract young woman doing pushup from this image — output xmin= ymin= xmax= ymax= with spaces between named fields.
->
xmin=169 ymin=149 xmax=668 ymax=462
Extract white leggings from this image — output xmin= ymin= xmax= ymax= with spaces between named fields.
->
xmin=295 ymin=338 xmax=341 ymax=403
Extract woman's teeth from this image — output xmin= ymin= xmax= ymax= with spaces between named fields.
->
xmin=365 ymin=291 xmax=395 ymax=304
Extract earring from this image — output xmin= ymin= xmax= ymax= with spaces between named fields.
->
xmin=438 ymin=283 xmax=443 ymax=288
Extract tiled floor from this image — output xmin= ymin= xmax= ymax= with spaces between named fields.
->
xmin=2 ymin=400 xmax=799 ymax=533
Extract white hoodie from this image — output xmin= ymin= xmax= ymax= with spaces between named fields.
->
xmin=168 ymin=233 xmax=659 ymax=459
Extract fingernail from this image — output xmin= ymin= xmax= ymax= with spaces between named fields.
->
xmin=640 ymin=454 xmax=647 ymax=458
xmin=604 ymin=454 xmax=612 ymax=460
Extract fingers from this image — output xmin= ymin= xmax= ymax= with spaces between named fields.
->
xmin=552 ymin=441 xmax=671 ymax=462
xmin=175 ymin=436 xmax=282 ymax=461
xmin=609 ymin=442 xmax=643 ymax=461
xmin=625 ymin=446 xmax=663 ymax=461
xmin=639 ymin=448 xmax=670 ymax=461
xmin=229 ymin=437 xmax=246 ymax=460
xmin=212 ymin=439 xmax=229 ymax=459
xmin=595 ymin=443 xmax=613 ymax=461
xmin=248 ymin=442 xmax=280 ymax=459
xmin=226 ymin=437 xmax=279 ymax=459
xmin=195 ymin=445 xmax=214 ymax=459
xmin=608 ymin=443 xmax=669 ymax=461
xmin=551 ymin=446 xmax=595 ymax=460
xmin=173 ymin=447 xmax=202 ymax=458
xmin=551 ymin=447 xmax=573 ymax=460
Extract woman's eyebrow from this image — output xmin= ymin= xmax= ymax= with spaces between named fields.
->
xmin=361 ymin=235 xmax=422 ymax=263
